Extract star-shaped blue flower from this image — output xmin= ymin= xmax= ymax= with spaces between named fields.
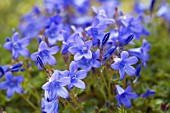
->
xmin=3 ymin=32 xmax=31 ymax=60
xmin=42 ymin=71 xmax=70 ymax=101
xmin=0 ymin=72 xmax=24 ymax=98
xmin=68 ymin=34 xmax=92 ymax=61
xmin=129 ymin=39 xmax=150 ymax=67
xmin=116 ymin=85 xmax=138 ymax=108
xmin=31 ymin=41 xmax=59 ymax=69
xmin=68 ymin=61 xmax=87 ymax=90
xmin=111 ymin=51 xmax=138 ymax=80
xmin=141 ymin=89 xmax=156 ymax=98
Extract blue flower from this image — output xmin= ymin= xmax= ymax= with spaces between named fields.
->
xmin=42 ymin=71 xmax=70 ymax=101
xmin=68 ymin=34 xmax=92 ymax=61
xmin=68 ymin=61 xmax=87 ymax=90
xmin=116 ymin=85 xmax=138 ymax=108
xmin=44 ymin=15 xmax=63 ymax=46
xmin=31 ymin=41 xmax=59 ymax=69
xmin=119 ymin=15 xmax=149 ymax=40
xmin=41 ymin=98 xmax=59 ymax=113
xmin=76 ymin=50 xmax=101 ymax=72
xmin=111 ymin=51 xmax=138 ymax=80
xmin=19 ymin=6 xmax=47 ymax=38
xmin=3 ymin=32 xmax=31 ymax=60
xmin=0 ymin=72 xmax=24 ymax=98
xmin=129 ymin=39 xmax=150 ymax=67
xmin=141 ymin=89 xmax=156 ymax=98
xmin=157 ymin=2 xmax=170 ymax=24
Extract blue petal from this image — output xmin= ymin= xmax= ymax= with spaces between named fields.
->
xmin=85 ymin=40 xmax=92 ymax=49
xmin=72 ymin=79 xmax=86 ymax=90
xmin=119 ymin=68 xmax=125 ymax=80
xmin=111 ymin=61 xmax=120 ymax=70
xmin=0 ymin=81 xmax=8 ymax=89
xmin=124 ymin=65 xmax=136 ymax=76
xmin=15 ymin=75 xmax=24 ymax=83
xmin=4 ymin=72 xmax=13 ymax=81
xmin=120 ymin=97 xmax=131 ymax=108
xmin=76 ymin=70 xmax=87 ymax=79
xmin=49 ymin=46 xmax=60 ymax=55
xmin=19 ymin=48 xmax=30 ymax=58
xmin=20 ymin=37 xmax=31 ymax=47
xmin=12 ymin=32 xmax=20 ymax=42
xmin=68 ymin=46 xmax=78 ymax=54
xmin=121 ymin=51 xmax=129 ymax=60
xmin=74 ymin=53 xmax=83 ymax=61
xmin=84 ymin=50 xmax=92 ymax=59
xmin=74 ymin=34 xmax=84 ymax=48
xmin=12 ymin=49 xmax=19 ymax=60
xmin=47 ymin=55 xmax=56 ymax=66
xmin=39 ymin=41 xmax=48 ymax=51
xmin=15 ymin=85 xmax=23 ymax=94
xmin=31 ymin=52 xmax=39 ymax=61
xmin=69 ymin=61 xmax=77 ymax=73
xmin=56 ymin=86 xmax=69 ymax=99
xmin=3 ymin=42 xmax=12 ymax=50
xmin=7 ymin=88 xmax=15 ymax=98
xmin=125 ymin=92 xmax=138 ymax=99
xmin=125 ymin=56 xmax=138 ymax=65
xmin=57 ymin=77 xmax=70 ymax=86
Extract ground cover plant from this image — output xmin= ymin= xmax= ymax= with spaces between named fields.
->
xmin=0 ymin=0 xmax=170 ymax=113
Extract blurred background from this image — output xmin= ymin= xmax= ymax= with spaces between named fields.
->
xmin=0 ymin=0 xmax=170 ymax=113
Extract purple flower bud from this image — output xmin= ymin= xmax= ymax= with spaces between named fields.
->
xmin=161 ymin=103 xmax=167 ymax=112
xmin=101 ymin=32 xmax=110 ymax=47
xmin=106 ymin=100 xmax=109 ymax=108
xmin=36 ymin=55 xmax=45 ymax=68
xmin=102 ymin=45 xmax=117 ymax=60
xmin=149 ymin=0 xmax=156 ymax=12
xmin=124 ymin=34 xmax=134 ymax=45
xmin=10 ymin=62 xmax=23 ymax=70
xmin=133 ymin=64 xmax=142 ymax=83
xmin=6 ymin=37 xmax=10 ymax=42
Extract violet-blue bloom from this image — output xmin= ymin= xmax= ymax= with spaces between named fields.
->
xmin=141 ymin=89 xmax=156 ymax=98
xmin=0 ymin=72 xmax=24 ymax=98
xmin=157 ymin=2 xmax=170 ymax=24
xmin=116 ymin=85 xmax=138 ymax=108
xmin=76 ymin=50 xmax=101 ymax=72
xmin=31 ymin=41 xmax=59 ymax=69
xmin=3 ymin=32 xmax=31 ymax=60
xmin=68 ymin=34 xmax=92 ymax=61
xmin=119 ymin=15 xmax=149 ymax=40
xmin=111 ymin=51 xmax=138 ymax=80
xmin=42 ymin=71 xmax=70 ymax=101
xmin=44 ymin=15 xmax=63 ymax=46
xmin=19 ymin=6 xmax=47 ymax=38
xmin=41 ymin=98 xmax=59 ymax=113
xmin=68 ymin=61 xmax=87 ymax=90
xmin=129 ymin=39 xmax=150 ymax=67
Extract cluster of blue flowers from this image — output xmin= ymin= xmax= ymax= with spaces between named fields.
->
xmin=4 ymin=0 xmax=170 ymax=112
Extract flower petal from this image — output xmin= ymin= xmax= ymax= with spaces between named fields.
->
xmin=74 ymin=53 xmax=83 ymax=61
xmin=7 ymin=88 xmax=15 ymax=98
xmin=3 ymin=42 xmax=12 ymax=50
xmin=85 ymin=40 xmax=92 ymax=49
xmin=69 ymin=61 xmax=77 ymax=73
xmin=39 ymin=41 xmax=48 ymax=51
xmin=124 ymin=65 xmax=136 ymax=76
xmin=120 ymin=97 xmax=131 ymax=108
xmin=119 ymin=68 xmax=125 ymax=80
xmin=57 ymin=86 xmax=69 ymax=99
xmin=84 ymin=50 xmax=92 ymax=59
xmin=125 ymin=56 xmax=138 ymax=65
xmin=49 ymin=46 xmax=60 ymax=55
xmin=19 ymin=48 xmax=30 ymax=58
xmin=47 ymin=55 xmax=56 ymax=66
xmin=68 ymin=46 xmax=78 ymax=54
xmin=12 ymin=32 xmax=20 ymax=42
xmin=72 ymin=79 xmax=86 ymax=90
xmin=111 ymin=61 xmax=120 ymax=70
xmin=76 ymin=70 xmax=87 ymax=79
xmin=20 ymin=37 xmax=31 ymax=47
xmin=121 ymin=51 xmax=129 ymax=60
